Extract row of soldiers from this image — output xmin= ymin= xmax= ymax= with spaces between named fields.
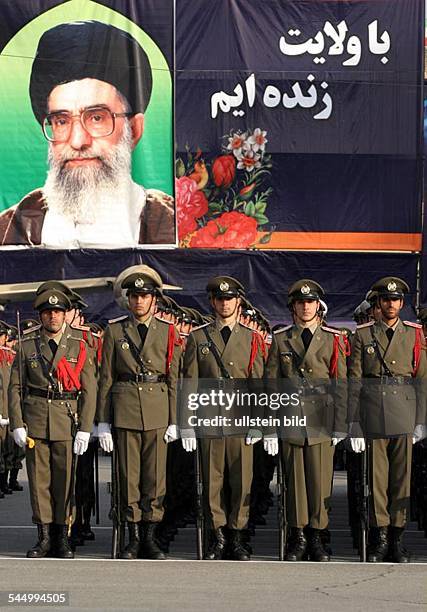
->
xmin=1 ymin=268 xmax=427 ymax=563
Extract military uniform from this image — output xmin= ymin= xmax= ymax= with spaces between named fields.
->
xmin=348 ymin=277 xmax=427 ymax=562
xmin=182 ymin=276 xmax=265 ymax=560
xmin=8 ymin=289 xmax=97 ymax=558
xmin=97 ymin=269 xmax=181 ymax=560
xmin=265 ymin=279 xmax=348 ymax=561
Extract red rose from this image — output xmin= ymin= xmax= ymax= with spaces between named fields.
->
xmin=238 ymin=183 xmax=256 ymax=199
xmin=190 ymin=211 xmax=258 ymax=248
xmin=212 ymin=155 xmax=236 ymax=188
xmin=175 ymin=177 xmax=209 ymax=240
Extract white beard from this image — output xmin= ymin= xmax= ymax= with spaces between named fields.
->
xmin=43 ymin=123 xmax=133 ymax=226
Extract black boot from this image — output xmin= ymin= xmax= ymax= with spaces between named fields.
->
xmin=119 ymin=522 xmax=140 ymax=559
xmin=139 ymin=522 xmax=166 ymax=560
xmin=308 ymin=529 xmax=330 ymax=562
xmin=55 ymin=525 xmax=74 ymax=558
xmin=0 ymin=472 xmax=13 ymax=495
xmin=285 ymin=528 xmax=307 ymax=561
xmin=204 ymin=527 xmax=227 ymax=560
xmin=229 ymin=530 xmax=251 ymax=561
xmin=81 ymin=508 xmax=95 ymax=540
xmin=389 ymin=527 xmax=410 ymax=563
xmin=9 ymin=468 xmax=23 ymax=491
xmin=26 ymin=524 xmax=51 ymax=558
xmin=367 ymin=526 xmax=389 ymax=563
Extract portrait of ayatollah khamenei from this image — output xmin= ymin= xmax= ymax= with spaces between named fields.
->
xmin=0 ymin=0 xmax=175 ymax=249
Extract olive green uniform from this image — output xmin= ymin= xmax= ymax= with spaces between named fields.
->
xmin=97 ymin=316 xmax=181 ymax=523
xmin=348 ymin=319 xmax=427 ymax=527
xmin=8 ymin=325 xmax=97 ymax=524
xmin=265 ymin=324 xmax=348 ymax=530
xmin=183 ymin=321 xmax=265 ymax=530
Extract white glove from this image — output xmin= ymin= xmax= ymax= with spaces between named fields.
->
xmin=90 ymin=423 xmax=98 ymax=441
xmin=350 ymin=437 xmax=366 ymax=453
xmin=331 ymin=436 xmax=345 ymax=446
xmin=98 ymin=422 xmax=114 ymax=453
xmin=0 ymin=417 xmax=9 ymax=426
xmin=245 ymin=428 xmax=262 ymax=445
xmin=74 ymin=431 xmax=90 ymax=455
xmin=13 ymin=427 xmax=27 ymax=448
xmin=164 ymin=424 xmax=179 ymax=444
xmin=263 ymin=435 xmax=279 ymax=456
xmin=413 ymin=424 xmax=427 ymax=444
xmin=181 ymin=429 xmax=197 ymax=452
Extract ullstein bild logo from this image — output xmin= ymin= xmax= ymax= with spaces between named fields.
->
xmin=186 ymin=414 xmax=307 ymax=428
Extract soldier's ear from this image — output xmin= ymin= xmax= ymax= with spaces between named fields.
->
xmin=129 ymin=113 xmax=144 ymax=149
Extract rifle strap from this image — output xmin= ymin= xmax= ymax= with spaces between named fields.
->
xmin=120 ymin=323 xmax=151 ymax=376
xmin=369 ymin=327 xmax=394 ymax=377
xmin=203 ymin=327 xmax=231 ymax=379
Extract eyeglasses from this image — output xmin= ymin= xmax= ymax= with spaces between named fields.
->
xmin=42 ymin=106 xmax=133 ymax=142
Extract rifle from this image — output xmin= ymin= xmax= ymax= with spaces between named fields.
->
xmin=277 ymin=438 xmax=287 ymax=560
xmin=94 ymin=438 xmax=100 ymax=525
xmin=66 ymin=404 xmax=79 ymax=537
xmin=109 ymin=427 xmax=123 ymax=558
xmin=359 ymin=439 xmax=369 ymax=562
xmin=194 ymin=443 xmax=204 ymax=559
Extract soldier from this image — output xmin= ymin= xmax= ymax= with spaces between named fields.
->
xmin=348 ymin=277 xmax=427 ymax=562
xmin=8 ymin=288 xmax=97 ymax=558
xmin=181 ymin=276 xmax=265 ymax=560
xmin=97 ymin=267 xmax=181 ymax=560
xmin=264 ymin=279 xmax=349 ymax=562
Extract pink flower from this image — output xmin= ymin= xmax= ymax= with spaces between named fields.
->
xmin=175 ymin=177 xmax=209 ymax=240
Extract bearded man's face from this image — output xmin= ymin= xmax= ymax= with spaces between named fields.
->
xmin=43 ymin=78 xmax=143 ymax=223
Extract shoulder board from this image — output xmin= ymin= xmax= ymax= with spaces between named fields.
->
xmin=273 ymin=325 xmax=293 ymax=335
xmin=190 ymin=322 xmax=210 ymax=333
xmin=356 ymin=321 xmax=375 ymax=329
xmin=108 ymin=315 xmax=128 ymax=324
xmin=2 ymin=346 xmax=15 ymax=352
xmin=321 ymin=325 xmax=341 ymax=335
xmin=239 ymin=322 xmax=256 ymax=331
xmin=23 ymin=324 xmax=41 ymax=335
xmin=70 ymin=323 xmax=91 ymax=331
xmin=403 ymin=320 xmax=422 ymax=329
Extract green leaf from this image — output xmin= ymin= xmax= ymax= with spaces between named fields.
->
xmin=255 ymin=214 xmax=269 ymax=226
xmin=175 ymin=158 xmax=186 ymax=178
xmin=258 ymin=232 xmax=273 ymax=244
xmin=244 ymin=202 xmax=256 ymax=217
xmin=254 ymin=202 xmax=267 ymax=214
xmin=209 ymin=202 xmax=223 ymax=212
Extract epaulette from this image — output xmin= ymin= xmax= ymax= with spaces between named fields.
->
xmin=273 ymin=325 xmax=293 ymax=335
xmin=23 ymin=324 xmax=41 ymax=335
xmin=356 ymin=320 xmax=375 ymax=329
xmin=108 ymin=315 xmax=128 ymax=324
xmin=321 ymin=325 xmax=342 ymax=335
xmin=191 ymin=322 xmax=210 ymax=332
xmin=155 ymin=317 xmax=172 ymax=325
xmin=70 ymin=323 xmax=91 ymax=331
xmin=403 ymin=320 xmax=422 ymax=329
xmin=239 ymin=321 xmax=258 ymax=332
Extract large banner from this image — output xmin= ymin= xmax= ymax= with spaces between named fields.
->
xmin=176 ymin=0 xmax=424 ymax=251
xmin=0 ymin=0 xmax=175 ymax=248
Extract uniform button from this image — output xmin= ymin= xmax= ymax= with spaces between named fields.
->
xmin=48 ymin=399 xmax=52 ymax=404
xmin=308 ymin=368 xmax=313 ymax=373
xmin=228 ymin=361 xmax=234 ymax=366
xmin=149 ymin=387 xmax=153 ymax=391
xmin=301 ymin=401 xmax=305 ymax=406
xmin=138 ymin=387 xmax=143 ymax=391
xmin=147 ymin=359 xmax=152 ymax=364
xmin=392 ymin=391 xmax=397 ymax=395
xmin=300 ymin=368 xmax=305 ymax=373
xmin=382 ymin=391 xmax=386 ymax=396
xmin=391 ymin=360 xmax=396 ymax=365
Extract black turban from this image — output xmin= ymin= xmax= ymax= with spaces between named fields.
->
xmin=29 ymin=20 xmax=153 ymax=124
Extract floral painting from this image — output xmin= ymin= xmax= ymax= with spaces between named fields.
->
xmin=176 ymin=128 xmax=273 ymax=248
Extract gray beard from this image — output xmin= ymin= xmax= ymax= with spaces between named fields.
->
xmin=43 ymin=124 xmax=133 ymax=225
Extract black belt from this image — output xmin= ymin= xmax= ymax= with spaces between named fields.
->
xmin=376 ymin=376 xmax=413 ymax=385
xmin=117 ymin=373 xmax=166 ymax=383
xmin=28 ymin=387 xmax=79 ymax=400
xmin=297 ymin=385 xmax=329 ymax=397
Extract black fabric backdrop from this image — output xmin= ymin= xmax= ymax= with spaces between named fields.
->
xmin=0 ymin=249 xmax=418 ymax=326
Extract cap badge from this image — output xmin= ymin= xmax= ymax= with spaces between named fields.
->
xmin=387 ymin=281 xmax=397 ymax=292
xmin=135 ymin=278 xmax=145 ymax=288
xmin=219 ymin=281 xmax=229 ymax=292
xmin=301 ymin=284 xmax=311 ymax=295
xmin=48 ymin=295 xmax=59 ymax=305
